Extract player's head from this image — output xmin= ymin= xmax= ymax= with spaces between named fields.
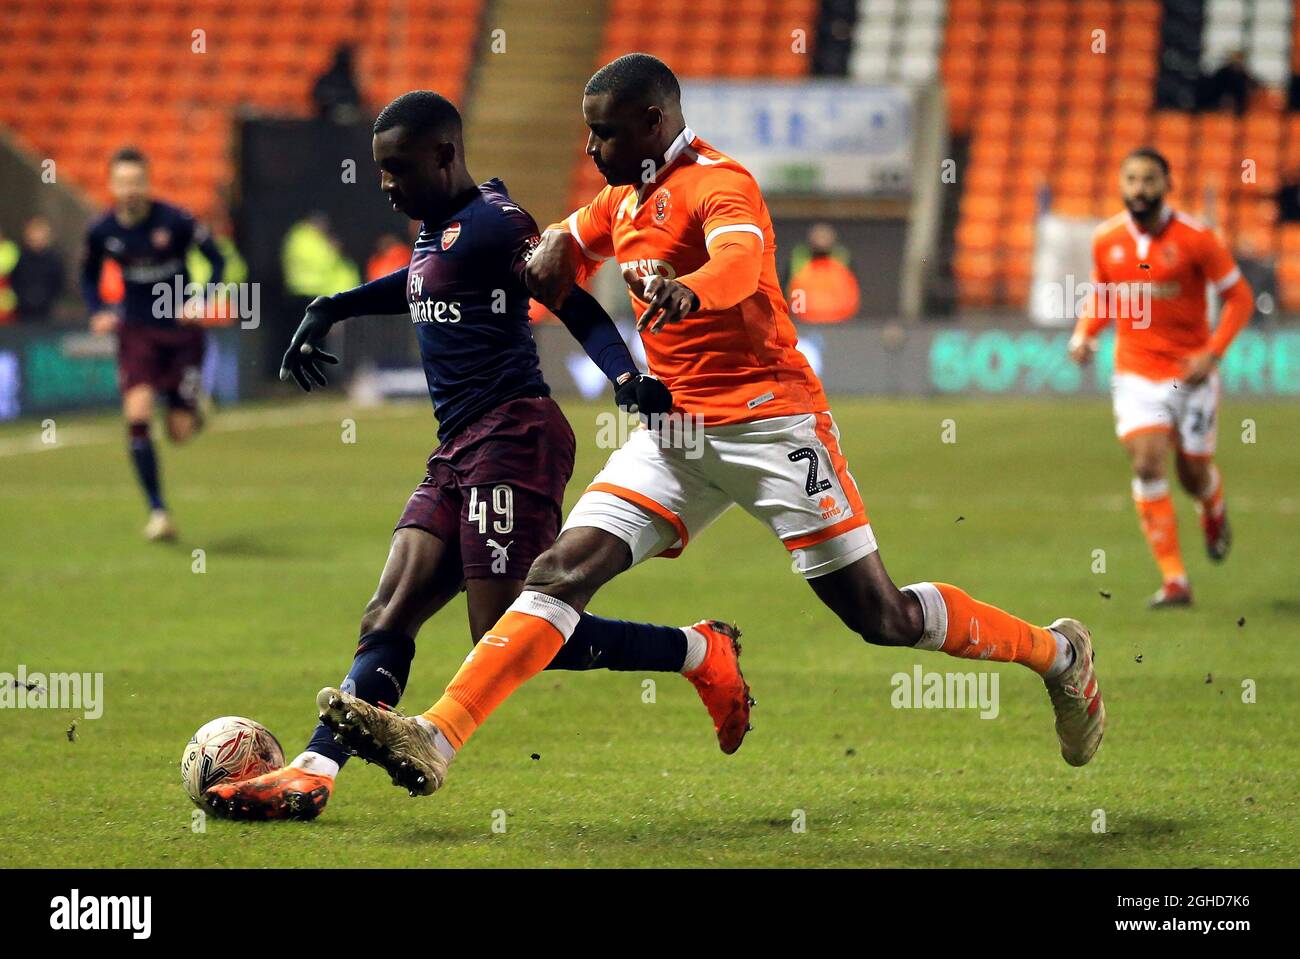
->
xmin=372 ymin=91 xmax=466 ymax=220
xmin=1120 ymin=147 xmax=1171 ymax=220
xmin=582 ymin=53 xmax=684 ymax=186
xmin=108 ymin=146 xmax=150 ymax=218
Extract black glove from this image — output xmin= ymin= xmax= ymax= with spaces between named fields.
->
xmin=280 ymin=296 xmax=342 ymax=392
xmin=614 ymin=372 xmax=673 ymax=415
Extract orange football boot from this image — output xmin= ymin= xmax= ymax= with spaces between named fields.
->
xmin=682 ymin=621 xmax=754 ymax=755
xmin=205 ymin=765 xmax=334 ymax=821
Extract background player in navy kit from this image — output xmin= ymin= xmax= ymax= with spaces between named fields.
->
xmin=82 ymin=146 xmax=226 ymax=541
xmin=205 ymin=92 xmax=752 ymax=820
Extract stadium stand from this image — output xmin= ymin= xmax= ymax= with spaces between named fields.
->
xmin=568 ymin=0 xmax=818 ymax=210
xmin=943 ymin=0 xmax=1300 ymax=310
xmin=0 ymin=0 xmax=482 ymax=217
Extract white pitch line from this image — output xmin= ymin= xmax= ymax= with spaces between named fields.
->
xmin=0 ymin=401 xmax=428 ymax=458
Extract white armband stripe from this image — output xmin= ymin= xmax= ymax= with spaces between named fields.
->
xmin=1212 ymin=267 xmax=1241 ymax=293
xmin=705 ymin=223 xmax=764 ymax=249
xmin=566 ymin=213 xmax=607 ymax=262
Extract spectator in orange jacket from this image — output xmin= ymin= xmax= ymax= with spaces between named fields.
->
xmin=367 ymin=233 xmax=410 ymax=282
xmin=786 ymin=223 xmax=860 ymax=324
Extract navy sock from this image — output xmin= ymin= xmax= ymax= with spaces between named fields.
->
xmin=549 ymin=613 xmax=687 ymax=672
xmin=128 ymin=422 xmax=164 ymax=510
xmin=305 ymin=629 xmax=416 ymax=768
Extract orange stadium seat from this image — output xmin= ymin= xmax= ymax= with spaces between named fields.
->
xmin=570 ymin=0 xmax=814 ymax=210
xmin=0 ymin=0 xmax=486 ymax=213
xmin=941 ymin=0 xmax=1300 ymax=308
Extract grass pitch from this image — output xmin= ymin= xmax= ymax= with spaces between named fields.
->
xmin=1 ymin=394 xmax=1296 ymax=867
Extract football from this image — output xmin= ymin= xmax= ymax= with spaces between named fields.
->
xmin=180 ymin=716 xmax=285 ymax=806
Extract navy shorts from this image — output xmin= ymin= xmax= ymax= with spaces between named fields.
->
xmin=397 ymin=395 xmax=577 ymax=580
xmin=117 ymin=324 xmax=206 ymax=411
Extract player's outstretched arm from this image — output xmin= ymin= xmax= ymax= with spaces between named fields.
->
xmin=553 ymin=285 xmax=672 ymax=415
xmin=280 ymin=267 xmax=409 ymax=391
xmin=626 ymin=231 xmax=762 ymax=334
xmin=523 ymin=229 xmax=583 ymax=309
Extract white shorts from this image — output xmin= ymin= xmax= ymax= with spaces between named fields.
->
xmin=1111 ymin=371 xmax=1219 ymax=456
xmin=562 ymin=412 xmax=878 ymax=579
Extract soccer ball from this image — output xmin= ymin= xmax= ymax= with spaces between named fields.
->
xmin=180 ymin=716 xmax=285 ymax=805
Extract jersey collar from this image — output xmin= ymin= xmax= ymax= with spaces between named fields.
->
xmin=421 ymin=181 xmax=494 ymax=236
xmin=662 ymin=124 xmax=696 ymax=169
xmin=113 ymin=199 xmax=155 ymax=230
xmin=634 ymin=125 xmax=697 ymax=204
xmin=1125 ymin=205 xmax=1173 ymax=259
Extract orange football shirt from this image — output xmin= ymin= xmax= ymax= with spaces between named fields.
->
xmin=557 ymin=127 xmax=828 ymax=425
xmin=1084 ymin=208 xmax=1244 ymax=380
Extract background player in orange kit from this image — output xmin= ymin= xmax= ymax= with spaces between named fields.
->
xmin=1069 ymin=148 xmax=1254 ymax=608
xmin=312 ymin=55 xmax=1106 ymax=802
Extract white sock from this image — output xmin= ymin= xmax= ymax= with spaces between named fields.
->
xmin=1043 ymin=630 xmax=1075 ymax=679
xmin=415 ymin=716 xmax=457 ymax=763
xmin=680 ymin=626 xmax=707 ymax=672
xmin=288 ymin=750 xmax=339 ymax=779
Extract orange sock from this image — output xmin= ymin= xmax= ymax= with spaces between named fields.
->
xmin=1133 ymin=477 xmax=1186 ymax=583
xmin=422 ymin=592 xmax=579 ymax=749
xmin=903 ymin=582 xmax=1058 ymax=674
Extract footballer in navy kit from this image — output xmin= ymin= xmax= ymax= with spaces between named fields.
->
xmin=206 ymin=91 xmax=753 ymax=821
xmin=81 ymin=146 xmax=226 ymax=541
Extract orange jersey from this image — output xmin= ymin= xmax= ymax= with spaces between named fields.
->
xmin=559 ymin=127 xmax=827 ymax=424
xmin=1085 ymin=208 xmax=1244 ymax=380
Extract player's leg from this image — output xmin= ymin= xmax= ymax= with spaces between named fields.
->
xmin=317 ymin=428 xmax=743 ymax=792
xmin=467 ymin=576 xmax=696 ymax=676
xmin=809 ymin=552 xmax=1056 ymax=668
xmin=121 ymin=382 xmax=174 ymax=541
xmin=1177 ymin=450 xmax=1230 ymax=560
xmin=1113 ymin=372 xmax=1189 ymax=604
xmin=301 ymin=525 xmax=464 ymax=767
xmin=405 ymin=433 xmax=739 ymax=761
xmin=808 ymin=552 xmax=1103 ymax=766
xmin=1173 ymin=373 xmax=1229 ymax=562
xmin=723 ymin=410 xmax=1101 ymax=765
xmin=162 ymin=330 xmax=207 ymax=444
xmin=458 ymin=484 xmax=751 ymax=751
xmin=316 ymin=527 xmax=633 ymax=797
xmin=405 ymin=527 xmax=632 ymax=768
xmin=206 ymin=527 xmax=463 ymax=819
xmin=1125 ymin=428 xmax=1190 ymax=605
xmin=746 ymin=412 xmax=1063 ymax=669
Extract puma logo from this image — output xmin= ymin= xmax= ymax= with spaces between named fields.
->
xmin=487 ymin=539 xmax=513 ymax=575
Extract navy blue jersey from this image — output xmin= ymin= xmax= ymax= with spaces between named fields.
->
xmin=406 ymin=178 xmax=549 ymax=440
xmin=81 ymin=200 xmax=224 ymax=328
xmin=324 ymin=178 xmax=635 ymax=442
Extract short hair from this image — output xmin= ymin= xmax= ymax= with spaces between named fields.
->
xmin=109 ymin=146 xmax=148 ymax=168
xmin=585 ymin=53 xmax=680 ymax=108
xmin=373 ymin=90 xmax=462 ymax=140
xmin=1123 ymin=146 xmax=1171 ymax=177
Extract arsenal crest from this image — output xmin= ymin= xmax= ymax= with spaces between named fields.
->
xmin=151 ymin=227 xmax=171 ymax=249
xmin=441 ymin=221 xmax=461 ymax=250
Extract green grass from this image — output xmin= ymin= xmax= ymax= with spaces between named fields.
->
xmin=1 ymin=395 xmax=1296 ymax=867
